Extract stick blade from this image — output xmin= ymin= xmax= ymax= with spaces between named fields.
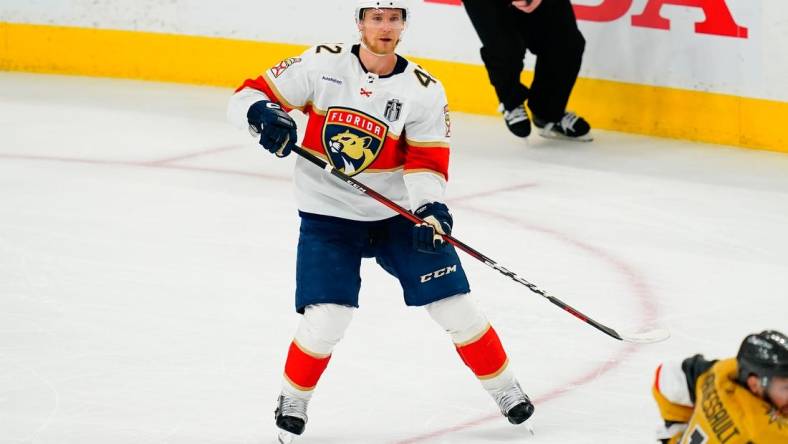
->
xmin=618 ymin=328 xmax=671 ymax=344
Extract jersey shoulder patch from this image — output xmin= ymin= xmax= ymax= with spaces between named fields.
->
xmin=269 ymin=56 xmax=304 ymax=79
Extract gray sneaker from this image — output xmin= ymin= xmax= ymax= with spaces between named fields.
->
xmin=534 ymin=111 xmax=592 ymax=141
xmin=500 ymin=103 xmax=532 ymax=137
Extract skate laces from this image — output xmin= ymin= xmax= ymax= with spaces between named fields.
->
xmin=493 ymin=382 xmax=529 ymax=415
xmin=503 ymin=105 xmax=529 ymax=125
xmin=277 ymin=394 xmax=309 ymax=421
xmin=558 ymin=112 xmax=580 ymax=131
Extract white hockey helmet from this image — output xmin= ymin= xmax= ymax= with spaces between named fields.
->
xmin=355 ymin=0 xmax=409 ymax=23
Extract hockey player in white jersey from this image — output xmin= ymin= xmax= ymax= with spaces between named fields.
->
xmin=227 ymin=1 xmax=534 ymax=441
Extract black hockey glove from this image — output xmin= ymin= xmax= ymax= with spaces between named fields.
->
xmin=247 ymin=100 xmax=297 ymax=157
xmin=413 ymin=202 xmax=453 ymax=254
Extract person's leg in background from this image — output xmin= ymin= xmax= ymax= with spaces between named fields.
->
xmin=524 ymin=0 xmax=592 ymax=141
xmin=463 ymin=0 xmax=532 ymax=137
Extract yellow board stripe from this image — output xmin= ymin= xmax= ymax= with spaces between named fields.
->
xmin=0 ymin=22 xmax=306 ymax=86
xmin=2 ymin=22 xmax=786 ymax=153
xmin=408 ymin=54 xmax=788 ymax=153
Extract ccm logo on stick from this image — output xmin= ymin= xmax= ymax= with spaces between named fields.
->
xmin=420 ymin=265 xmax=457 ymax=283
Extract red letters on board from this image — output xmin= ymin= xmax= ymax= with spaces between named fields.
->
xmin=423 ymin=0 xmax=748 ymax=39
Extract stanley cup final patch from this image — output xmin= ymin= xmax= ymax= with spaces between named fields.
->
xmin=322 ymin=107 xmax=388 ymax=176
xmin=384 ymin=99 xmax=403 ymax=122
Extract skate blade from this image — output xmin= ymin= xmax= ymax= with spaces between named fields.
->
xmin=277 ymin=430 xmax=297 ymax=444
xmin=538 ymin=129 xmax=593 ymax=142
xmin=521 ymin=418 xmax=535 ymax=436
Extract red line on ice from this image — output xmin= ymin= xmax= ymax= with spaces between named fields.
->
xmin=0 ymin=151 xmax=287 ymax=182
xmin=143 ymin=144 xmax=244 ymax=165
xmin=390 ymin=195 xmax=658 ymax=444
xmin=0 ymin=151 xmax=659 ymax=443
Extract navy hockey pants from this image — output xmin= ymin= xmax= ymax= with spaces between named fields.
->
xmin=294 ymin=212 xmax=471 ymax=314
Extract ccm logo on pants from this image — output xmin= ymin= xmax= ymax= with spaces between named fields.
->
xmin=420 ymin=265 xmax=457 ymax=283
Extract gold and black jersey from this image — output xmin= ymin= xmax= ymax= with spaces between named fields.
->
xmin=653 ymin=357 xmax=787 ymax=444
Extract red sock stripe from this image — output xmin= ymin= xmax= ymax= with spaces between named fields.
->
xmin=455 ymin=326 xmax=508 ymax=378
xmin=284 ymin=341 xmax=331 ymax=391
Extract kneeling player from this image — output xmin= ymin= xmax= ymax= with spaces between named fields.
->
xmin=652 ymin=330 xmax=788 ymax=443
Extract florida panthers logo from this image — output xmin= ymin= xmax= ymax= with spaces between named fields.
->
xmin=323 ymin=107 xmax=388 ymax=176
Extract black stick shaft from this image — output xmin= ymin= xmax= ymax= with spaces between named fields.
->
xmin=293 ymin=146 xmax=625 ymax=341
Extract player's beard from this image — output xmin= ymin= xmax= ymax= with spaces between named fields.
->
xmin=360 ymin=33 xmax=398 ymax=56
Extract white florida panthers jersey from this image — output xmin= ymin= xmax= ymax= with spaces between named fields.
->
xmin=228 ymin=43 xmax=452 ymax=221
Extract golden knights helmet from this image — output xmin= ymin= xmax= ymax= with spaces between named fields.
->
xmin=737 ymin=330 xmax=788 ymax=389
xmin=355 ymin=0 xmax=409 ymax=23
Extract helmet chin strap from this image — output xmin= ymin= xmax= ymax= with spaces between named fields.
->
xmin=760 ymin=376 xmax=777 ymax=408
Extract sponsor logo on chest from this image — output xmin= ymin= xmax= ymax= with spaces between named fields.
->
xmin=322 ymin=107 xmax=389 ymax=176
xmin=321 ymin=75 xmax=343 ymax=85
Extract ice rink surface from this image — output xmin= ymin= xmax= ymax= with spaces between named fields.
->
xmin=1 ymin=72 xmax=787 ymax=443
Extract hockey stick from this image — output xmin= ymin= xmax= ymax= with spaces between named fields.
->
xmin=292 ymin=145 xmax=669 ymax=344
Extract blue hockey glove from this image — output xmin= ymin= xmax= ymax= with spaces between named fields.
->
xmin=247 ymin=100 xmax=297 ymax=157
xmin=413 ymin=202 xmax=453 ymax=254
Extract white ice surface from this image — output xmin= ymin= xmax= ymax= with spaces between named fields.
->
xmin=1 ymin=72 xmax=787 ymax=444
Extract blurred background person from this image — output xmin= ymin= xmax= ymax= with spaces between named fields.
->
xmin=462 ymin=0 xmax=591 ymax=141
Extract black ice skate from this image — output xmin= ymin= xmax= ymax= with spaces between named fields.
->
xmin=534 ymin=111 xmax=592 ymax=142
xmin=500 ymin=103 xmax=531 ymax=137
xmin=275 ymin=393 xmax=308 ymax=443
xmin=492 ymin=381 xmax=535 ymax=426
